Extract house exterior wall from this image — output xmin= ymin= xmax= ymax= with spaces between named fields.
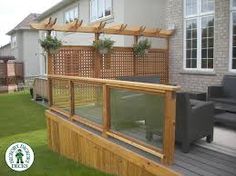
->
xmin=166 ymin=0 xmax=232 ymax=92
xmin=0 ymin=44 xmax=11 ymax=56
xmin=39 ymin=0 xmax=126 ymax=46
xmin=38 ymin=0 xmax=167 ymax=47
xmin=22 ymin=30 xmax=41 ymax=78
xmin=11 ymin=32 xmax=24 ymax=62
xmin=124 ymin=0 xmax=167 ymax=48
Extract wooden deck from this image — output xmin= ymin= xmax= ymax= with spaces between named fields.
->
xmin=47 ymin=110 xmax=236 ymax=176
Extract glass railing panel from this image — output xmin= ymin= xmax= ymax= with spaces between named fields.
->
xmin=110 ymin=88 xmax=164 ymax=149
xmin=74 ymin=82 xmax=103 ymax=125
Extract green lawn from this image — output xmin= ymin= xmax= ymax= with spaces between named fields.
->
xmin=0 ymin=92 xmax=111 ymax=176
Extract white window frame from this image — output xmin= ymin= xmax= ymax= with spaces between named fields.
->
xmin=183 ymin=0 xmax=215 ymax=71
xmin=90 ymin=0 xmax=113 ymax=22
xmin=11 ymin=35 xmax=17 ymax=49
xmin=229 ymin=0 xmax=236 ymax=72
xmin=64 ymin=6 xmax=79 ymax=23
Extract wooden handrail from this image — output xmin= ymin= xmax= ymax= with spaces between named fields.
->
xmin=48 ymin=75 xmax=180 ymax=92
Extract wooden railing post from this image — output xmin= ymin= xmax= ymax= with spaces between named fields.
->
xmin=133 ymin=36 xmax=139 ymax=76
xmin=162 ymin=91 xmax=176 ymax=165
xmin=94 ymin=33 xmax=101 ymax=78
xmin=102 ymin=84 xmax=110 ymax=137
xmin=69 ymin=80 xmax=75 ymax=120
xmin=48 ymin=78 xmax=53 ymax=107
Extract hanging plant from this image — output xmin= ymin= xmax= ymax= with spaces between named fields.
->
xmin=133 ymin=39 xmax=151 ymax=57
xmin=40 ymin=35 xmax=62 ymax=54
xmin=93 ymin=38 xmax=115 ymax=55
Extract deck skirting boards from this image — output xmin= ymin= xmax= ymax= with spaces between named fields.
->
xmin=46 ymin=110 xmax=180 ymax=176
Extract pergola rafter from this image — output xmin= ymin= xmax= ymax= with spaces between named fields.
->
xmin=31 ymin=17 xmax=174 ymax=38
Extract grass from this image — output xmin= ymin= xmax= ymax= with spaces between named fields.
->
xmin=0 ymin=92 xmax=111 ymax=176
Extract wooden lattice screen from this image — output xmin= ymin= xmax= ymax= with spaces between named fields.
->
xmin=50 ymin=46 xmax=169 ymax=84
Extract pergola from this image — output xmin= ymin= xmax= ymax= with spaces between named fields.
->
xmin=31 ymin=18 xmax=174 ymax=83
xmin=31 ymin=17 xmax=174 ymax=38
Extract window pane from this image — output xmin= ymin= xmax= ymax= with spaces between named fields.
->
xmin=208 ymin=38 xmax=214 ymax=47
xmin=185 ymin=19 xmax=197 ymax=69
xmin=90 ymin=0 xmax=97 ymax=21
xmin=186 ymin=30 xmax=191 ymax=39
xmin=234 ymin=0 xmax=236 ymax=7
xmin=202 ymin=38 xmax=207 ymax=48
xmin=233 ymin=47 xmax=236 ymax=58
xmin=186 ymin=50 xmax=191 ymax=58
xmin=186 ymin=59 xmax=191 ymax=68
xmin=192 ymin=49 xmax=197 ymax=58
xmin=208 ymin=49 xmax=214 ymax=58
xmin=192 ymin=39 xmax=197 ymax=48
xmin=201 ymin=0 xmax=214 ymax=13
xmin=201 ymin=16 xmax=214 ymax=69
xmin=105 ymin=0 xmax=112 ymax=16
xmin=208 ymin=59 xmax=213 ymax=68
xmin=98 ymin=0 xmax=104 ymax=18
xmin=186 ymin=0 xmax=197 ymax=16
xmin=202 ymin=49 xmax=207 ymax=58
xmin=232 ymin=13 xmax=236 ymax=69
xmin=208 ymin=27 xmax=214 ymax=37
xmin=233 ymin=59 xmax=236 ymax=69
xmin=192 ymin=29 xmax=197 ymax=38
xmin=201 ymin=59 xmax=207 ymax=68
xmin=192 ymin=59 xmax=197 ymax=68
xmin=187 ymin=40 xmax=191 ymax=49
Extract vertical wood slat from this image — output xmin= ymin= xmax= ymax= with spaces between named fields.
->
xmin=46 ymin=111 xmax=181 ymax=176
xmin=69 ymin=80 xmax=75 ymax=119
xmin=48 ymin=78 xmax=53 ymax=107
xmin=102 ymin=84 xmax=110 ymax=137
xmin=94 ymin=33 xmax=101 ymax=78
xmin=133 ymin=36 xmax=139 ymax=76
xmin=48 ymin=53 xmax=53 ymax=75
xmin=162 ymin=91 xmax=176 ymax=165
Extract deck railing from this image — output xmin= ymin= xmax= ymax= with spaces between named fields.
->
xmin=48 ymin=74 xmax=179 ymax=165
xmin=33 ymin=77 xmax=48 ymax=100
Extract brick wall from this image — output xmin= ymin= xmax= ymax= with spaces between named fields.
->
xmin=166 ymin=0 xmax=231 ymax=92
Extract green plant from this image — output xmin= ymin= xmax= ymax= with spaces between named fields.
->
xmin=93 ymin=38 xmax=115 ymax=54
xmin=133 ymin=39 xmax=151 ymax=57
xmin=40 ymin=35 xmax=62 ymax=54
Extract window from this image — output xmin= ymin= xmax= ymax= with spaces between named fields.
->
xmin=184 ymin=0 xmax=215 ymax=70
xmin=90 ymin=0 xmax=112 ymax=22
xmin=64 ymin=7 xmax=79 ymax=23
xmin=230 ymin=0 xmax=236 ymax=70
xmin=11 ymin=36 xmax=17 ymax=49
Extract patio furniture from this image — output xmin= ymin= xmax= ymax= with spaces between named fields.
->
xmin=208 ymin=75 xmax=236 ymax=106
xmin=176 ymin=92 xmax=214 ymax=153
xmin=117 ymin=75 xmax=160 ymax=83
xmin=214 ymin=112 xmax=236 ymax=128
xmin=187 ymin=91 xmax=207 ymax=101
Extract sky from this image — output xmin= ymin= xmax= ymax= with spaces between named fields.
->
xmin=0 ymin=0 xmax=62 ymax=47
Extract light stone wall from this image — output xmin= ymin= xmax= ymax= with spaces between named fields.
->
xmin=166 ymin=0 xmax=232 ymax=92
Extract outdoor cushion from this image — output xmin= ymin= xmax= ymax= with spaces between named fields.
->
xmin=222 ymin=76 xmax=236 ymax=99
xmin=117 ymin=76 xmax=160 ymax=84
xmin=209 ymin=98 xmax=236 ymax=105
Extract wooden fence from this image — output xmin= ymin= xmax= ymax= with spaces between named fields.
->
xmin=47 ymin=75 xmax=179 ymax=165
xmin=0 ymin=62 xmax=24 ymax=85
xmin=49 ymin=46 xmax=169 ymax=84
